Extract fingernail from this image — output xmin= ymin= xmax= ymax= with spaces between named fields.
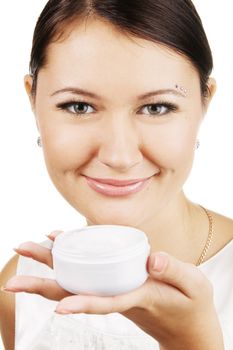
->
xmin=13 ymin=248 xmax=33 ymax=258
xmin=152 ymin=253 xmax=168 ymax=272
xmin=50 ymin=230 xmax=63 ymax=235
xmin=55 ymin=308 xmax=70 ymax=315
xmin=46 ymin=235 xmax=53 ymax=240
xmin=46 ymin=230 xmax=63 ymax=240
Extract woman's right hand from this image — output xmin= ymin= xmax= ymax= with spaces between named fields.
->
xmin=4 ymin=231 xmax=72 ymax=301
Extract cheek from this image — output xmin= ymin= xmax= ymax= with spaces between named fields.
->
xmin=142 ymin=118 xmax=199 ymax=171
xmin=40 ymin=123 xmax=97 ymax=175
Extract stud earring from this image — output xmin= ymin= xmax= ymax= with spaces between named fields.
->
xmin=37 ymin=136 xmax=42 ymax=147
xmin=196 ymin=140 xmax=200 ymax=149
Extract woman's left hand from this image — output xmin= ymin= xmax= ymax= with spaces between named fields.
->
xmin=4 ymin=232 xmax=224 ymax=350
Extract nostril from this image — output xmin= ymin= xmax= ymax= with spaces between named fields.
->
xmin=99 ymin=155 xmax=142 ymax=171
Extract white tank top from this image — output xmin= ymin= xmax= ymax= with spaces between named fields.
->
xmin=15 ymin=239 xmax=233 ymax=350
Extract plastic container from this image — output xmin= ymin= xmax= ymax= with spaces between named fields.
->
xmin=52 ymin=225 xmax=151 ymax=296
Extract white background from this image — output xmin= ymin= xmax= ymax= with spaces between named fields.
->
xmin=0 ymin=0 xmax=232 ymax=282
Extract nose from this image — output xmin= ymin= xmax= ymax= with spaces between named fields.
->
xmin=97 ymin=116 xmax=143 ymax=172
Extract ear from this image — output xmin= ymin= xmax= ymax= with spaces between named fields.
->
xmin=24 ymin=74 xmax=39 ymax=131
xmin=24 ymin=74 xmax=34 ymax=105
xmin=203 ymin=77 xmax=217 ymax=112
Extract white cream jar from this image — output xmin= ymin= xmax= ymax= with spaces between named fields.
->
xmin=52 ymin=225 xmax=151 ymax=296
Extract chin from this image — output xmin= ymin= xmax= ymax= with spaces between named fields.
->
xmin=86 ymin=211 xmax=142 ymax=228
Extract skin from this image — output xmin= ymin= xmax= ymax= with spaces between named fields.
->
xmin=1 ymin=17 xmax=233 ymax=349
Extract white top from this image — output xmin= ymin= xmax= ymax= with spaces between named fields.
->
xmin=15 ymin=239 xmax=233 ymax=350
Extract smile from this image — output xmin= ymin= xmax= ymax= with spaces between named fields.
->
xmin=84 ymin=175 xmax=154 ymax=197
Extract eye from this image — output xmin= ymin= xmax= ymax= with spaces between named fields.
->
xmin=140 ymin=103 xmax=177 ymax=116
xmin=56 ymin=101 xmax=95 ymax=115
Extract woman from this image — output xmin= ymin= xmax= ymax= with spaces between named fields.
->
xmin=0 ymin=0 xmax=232 ymax=349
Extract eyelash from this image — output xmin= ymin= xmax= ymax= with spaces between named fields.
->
xmin=56 ymin=100 xmax=178 ymax=118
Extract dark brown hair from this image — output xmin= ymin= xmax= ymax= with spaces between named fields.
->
xmin=29 ymin=0 xmax=213 ymax=97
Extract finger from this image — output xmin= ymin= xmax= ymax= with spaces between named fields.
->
xmin=47 ymin=230 xmax=63 ymax=241
xmin=148 ymin=252 xmax=209 ymax=298
xmin=4 ymin=275 xmax=71 ymax=301
xmin=56 ymin=287 xmax=145 ymax=315
xmin=14 ymin=241 xmax=53 ymax=268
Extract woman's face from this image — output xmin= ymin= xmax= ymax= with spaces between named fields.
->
xmin=25 ymin=18 xmax=214 ymax=227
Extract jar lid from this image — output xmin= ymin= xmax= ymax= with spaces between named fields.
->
xmin=52 ymin=225 xmax=150 ymax=263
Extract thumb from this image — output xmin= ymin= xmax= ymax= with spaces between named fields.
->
xmin=148 ymin=252 xmax=205 ymax=298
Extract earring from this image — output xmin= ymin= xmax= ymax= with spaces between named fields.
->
xmin=37 ymin=136 xmax=42 ymax=147
xmin=196 ymin=140 xmax=200 ymax=149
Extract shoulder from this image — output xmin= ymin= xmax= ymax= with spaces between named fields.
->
xmin=208 ymin=209 xmax=233 ymax=255
xmin=0 ymin=254 xmax=19 ymax=350
xmin=211 ymin=210 xmax=233 ymax=238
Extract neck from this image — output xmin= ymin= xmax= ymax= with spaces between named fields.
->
xmin=136 ymin=192 xmax=209 ymax=264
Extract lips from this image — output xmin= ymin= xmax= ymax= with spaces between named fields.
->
xmin=84 ymin=175 xmax=154 ymax=197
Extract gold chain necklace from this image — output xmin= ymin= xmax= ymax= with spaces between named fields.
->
xmin=196 ymin=206 xmax=214 ymax=266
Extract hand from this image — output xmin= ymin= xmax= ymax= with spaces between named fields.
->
xmin=4 ymin=232 xmax=224 ymax=350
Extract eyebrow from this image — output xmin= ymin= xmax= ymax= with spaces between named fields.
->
xmin=50 ymin=87 xmax=186 ymax=99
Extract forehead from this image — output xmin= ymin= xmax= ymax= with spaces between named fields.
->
xmin=39 ymin=18 xmax=199 ymax=93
